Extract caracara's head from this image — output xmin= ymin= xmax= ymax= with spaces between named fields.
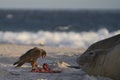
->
xmin=41 ymin=50 xmax=47 ymax=59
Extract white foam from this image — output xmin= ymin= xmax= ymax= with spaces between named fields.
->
xmin=0 ymin=28 xmax=120 ymax=48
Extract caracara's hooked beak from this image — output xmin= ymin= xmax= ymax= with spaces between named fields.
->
xmin=42 ymin=55 xmax=46 ymax=59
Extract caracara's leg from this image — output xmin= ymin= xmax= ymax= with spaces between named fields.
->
xmin=31 ymin=60 xmax=38 ymax=68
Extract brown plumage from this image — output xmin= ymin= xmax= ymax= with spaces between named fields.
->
xmin=13 ymin=47 xmax=47 ymax=68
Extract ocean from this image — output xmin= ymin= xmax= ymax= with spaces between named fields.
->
xmin=0 ymin=9 xmax=120 ymax=48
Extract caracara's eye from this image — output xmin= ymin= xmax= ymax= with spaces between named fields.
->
xmin=89 ymin=52 xmax=94 ymax=55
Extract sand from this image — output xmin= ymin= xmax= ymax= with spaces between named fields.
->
xmin=0 ymin=44 xmax=112 ymax=80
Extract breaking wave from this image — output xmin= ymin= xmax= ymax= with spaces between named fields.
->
xmin=0 ymin=28 xmax=120 ymax=48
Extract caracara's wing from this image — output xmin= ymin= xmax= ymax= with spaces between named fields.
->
xmin=29 ymin=49 xmax=41 ymax=59
xmin=20 ymin=48 xmax=35 ymax=59
xmin=20 ymin=48 xmax=41 ymax=61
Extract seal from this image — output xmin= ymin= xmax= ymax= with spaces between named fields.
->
xmin=77 ymin=34 xmax=120 ymax=80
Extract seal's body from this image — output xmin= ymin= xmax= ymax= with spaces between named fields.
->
xmin=77 ymin=34 xmax=120 ymax=80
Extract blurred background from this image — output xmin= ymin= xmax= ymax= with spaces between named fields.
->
xmin=0 ymin=0 xmax=120 ymax=48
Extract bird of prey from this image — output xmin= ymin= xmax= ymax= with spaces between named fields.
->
xmin=13 ymin=47 xmax=46 ymax=68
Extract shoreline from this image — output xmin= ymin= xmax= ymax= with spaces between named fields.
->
xmin=0 ymin=43 xmax=85 ymax=57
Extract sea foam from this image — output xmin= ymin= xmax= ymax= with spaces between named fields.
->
xmin=0 ymin=28 xmax=120 ymax=48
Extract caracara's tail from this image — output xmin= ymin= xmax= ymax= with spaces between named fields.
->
xmin=13 ymin=61 xmax=19 ymax=65
xmin=13 ymin=60 xmax=25 ymax=67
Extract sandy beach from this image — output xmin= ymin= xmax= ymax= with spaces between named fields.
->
xmin=0 ymin=8 xmax=119 ymax=80
xmin=0 ymin=43 xmax=112 ymax=80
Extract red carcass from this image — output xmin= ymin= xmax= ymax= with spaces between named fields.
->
xmin=31 ymin=63 xmax=61 ymax=73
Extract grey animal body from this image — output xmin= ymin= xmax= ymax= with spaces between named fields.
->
xmin=77 ymin=34 xmax=120 ymax=80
